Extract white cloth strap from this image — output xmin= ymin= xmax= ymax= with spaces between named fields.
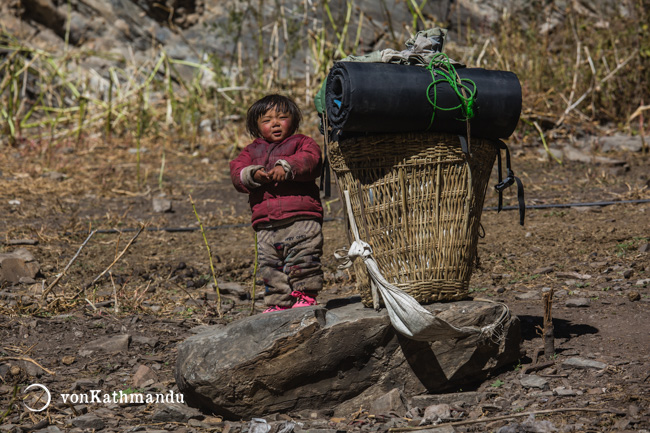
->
xmin=342 ymin=190 xmax=509 ymax=342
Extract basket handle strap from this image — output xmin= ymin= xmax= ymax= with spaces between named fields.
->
xmin=494 ymin=140 xmax=526 ymax=225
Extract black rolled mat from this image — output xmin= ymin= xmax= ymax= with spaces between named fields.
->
xmin=325 ymin=61 xmax=522 ymax=139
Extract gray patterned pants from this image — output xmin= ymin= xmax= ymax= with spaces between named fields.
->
xmin=257 ymin=219 xmax=323 ymax=307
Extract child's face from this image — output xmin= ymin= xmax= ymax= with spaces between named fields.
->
xmin=257 ymin=107 xmax=292 ymax=143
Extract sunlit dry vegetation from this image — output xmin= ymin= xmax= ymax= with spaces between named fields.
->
xmin=0 ymin=1 xmax=648 ymax=173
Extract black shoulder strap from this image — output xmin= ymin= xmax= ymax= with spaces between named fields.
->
xmin=319 ymin=113 xmax=333 ymax=198
xmin=494 ymin=140 xmax=525 ymax=225
xmin=320 ymin=147 xmax=331 ymax=198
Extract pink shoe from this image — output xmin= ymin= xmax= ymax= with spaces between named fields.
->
xmin=291 ymin=291 xmax=318 ymax=308
xmin=262 ymin=305 xmax=290 ymax=313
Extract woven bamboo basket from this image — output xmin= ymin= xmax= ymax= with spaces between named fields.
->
xmin=328 ymin=132 xmax=497 ymax=307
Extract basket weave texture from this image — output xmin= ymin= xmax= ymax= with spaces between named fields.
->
xmin=328 ymin=132 xmax=497 ymax=306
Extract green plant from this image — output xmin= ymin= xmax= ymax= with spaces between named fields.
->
xmin=616 ymin=237 xmax=648 ymax=256
xmin=189 ymin=195 xmax=222 ymax=317
xmin=491 ymin=379 xmax=505 ymax=388
xmin=120 ymin=387 xmax=143 ymax=395
xmin=469 ymin=287 xmax=488 ymax=293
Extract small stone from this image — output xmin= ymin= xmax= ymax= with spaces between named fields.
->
xmin=151 ymin=403 xmax=204 ymax=422
xmin=553 ymin=387 xmax=577 ymax=396
xmin=639 ymin=243 xmax=650 ymax=253
xmin=370 ymin=388 xmax=406 ymax=416
xmin=79 ymin=334 xmax=130 ymax=356
xmin=33 ymin=426 xmax=62 ymax=433
xmin=409 ymin=392 xmax=484 ymax=408
xmin=565 ymin=298 xmax=590 ymax=308
xmin=533 ymin=266 xmax=554 ymax=275
xmin=599 ymin=134 xmax=646 ymax=153
xmin=562 ymin=147 xmax=591 ymax=163
xmin=153 ymin=197 xmax=173 ymax=213
xmin=20 ymin=360 xmax=45 ymax=377
xmin=587 ymin=387 xmax=604 ymax=395
xmin=200 ymin=119 xmax=213 ymax=133
xmin=520 ymin=375 xmax=548 ymax=389
xmin=0 ymin=248 xmax=40 ymax=284
xmin=562 ymin=357 xmax=607 ymax=370
xmin=18 ymin=276 xmax=36 ymax=284
xmin=132 ymin=335 xmax=159 ymax=347
xmin=42 ymin=171 xmax=66 ymax=181
xmin=71 ymin=414 xmax=105 ymax=430
xmin=421 ymin=403 xmax=452 ymax=423
xmin=622 ymin=269 xmax=634 ymax=279
xmin=61 ymin=356 xmax=75 ymax=365
xmin=515 ymin=291 xmax=540 ymax=301
xmin=132 ymin=364 xmax=157 ymax=388
xmin=72 ymin=378 xmax=103 ymax=391
xmin=628 ymin=291 xmax=641 ymax=302
xmin=217 ymin=281 xmax=248 ymax=298
xmin=556 ymin=271 xmax=591 ymax=280
xmin=636 ymin=278 xmax=650 ymax=287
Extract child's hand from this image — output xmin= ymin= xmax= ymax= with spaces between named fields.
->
xmin=253 ymin=166 xmax=286 ymax=183
xmin=267 ymin=166 xmax=287 ymax=182
xmin=253 ymin=168 xmax=271 ymax=183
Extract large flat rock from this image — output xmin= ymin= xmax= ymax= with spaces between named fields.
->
xmin=175 ymin=298 xmax=520 ymax=419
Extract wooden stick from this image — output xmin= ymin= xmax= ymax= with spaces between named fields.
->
xmin=42 ymin=229 xmax=97 ymax=298
xmin=542 ymin=288 xmax=555 ymax=359
xmin=73 ymin=225 xmax=145 ymax=299
xmin=388 ymin=407 xmax=625 ymax=432
xmin=0 ymin=356 xmax=56 ymax=376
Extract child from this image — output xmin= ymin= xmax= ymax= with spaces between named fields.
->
xmin=230 ymin=94 xmax=324 ymax=313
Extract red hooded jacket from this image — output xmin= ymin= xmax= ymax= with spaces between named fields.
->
xmin=230 ymin=134 xmax=323 ymax=229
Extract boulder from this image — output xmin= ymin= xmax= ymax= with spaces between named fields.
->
xmin=0 ymin=248 xmax=40 ymax=284
xmin=175 ymin=298 xmax=520 ymax=419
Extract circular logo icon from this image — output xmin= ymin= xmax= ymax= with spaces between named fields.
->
xmin=23 ymin=383 xmax=51 ymax=412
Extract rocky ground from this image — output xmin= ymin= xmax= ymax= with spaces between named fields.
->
xmin=0 ymin=131 xmax=648 ymax=432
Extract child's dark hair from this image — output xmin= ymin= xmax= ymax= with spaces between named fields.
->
xmin=246 ymin=94 xmax=302 ymax=138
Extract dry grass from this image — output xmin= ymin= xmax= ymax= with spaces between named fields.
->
xmin=2 ymin=2 xmax=648 ymax=157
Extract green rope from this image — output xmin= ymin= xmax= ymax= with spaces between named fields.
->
xmin=425 ymin=53 xmax=477 ymax=130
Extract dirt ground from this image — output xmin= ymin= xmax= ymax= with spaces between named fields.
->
xmin=0 ymin=133 xmax=649 ymax=432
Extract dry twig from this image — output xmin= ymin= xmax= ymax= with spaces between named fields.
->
xmin=542 ymin=288 xmax=555 ymax=359
xmin=0 ymin=356 xmax=56 ymax=376
xmin=42 ymin=229 xmax=97 ymax=299
xmin=388 ymin=407 xmax=625 ymax=432
xmin=73 ymin=224 xmax=145 ymax=299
